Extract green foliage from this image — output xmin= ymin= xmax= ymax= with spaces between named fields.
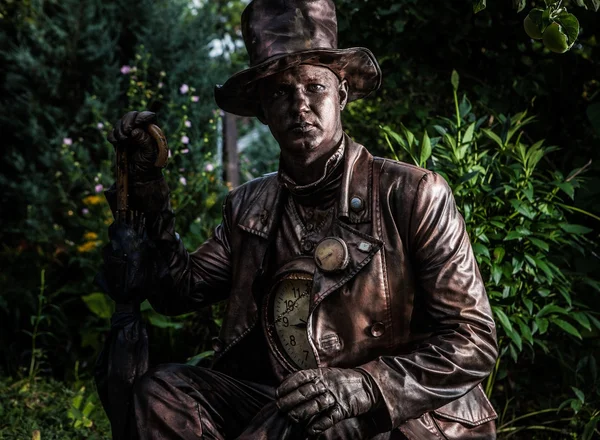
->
xmin=0 ymin=375 xmax=110 ymax=439
xmin=383 ymin=73 xmax=600 ymax=437
xmin=0 ymin=0 xmax=231 ymax=377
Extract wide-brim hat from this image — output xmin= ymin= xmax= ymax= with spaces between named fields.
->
xmin=214 ymin=0 xmax=382 ymax=117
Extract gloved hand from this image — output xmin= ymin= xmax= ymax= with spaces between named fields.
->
xmin=107 ymin=111 xmax=162 ymax=183
xmin=95 ymin=222 xmax=153 ymax=304
xmin=276 ymin=368 xmax=381 ymax=437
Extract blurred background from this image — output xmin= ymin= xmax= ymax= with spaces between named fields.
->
xmin=0 ymin=0 xmax=599 ymax=438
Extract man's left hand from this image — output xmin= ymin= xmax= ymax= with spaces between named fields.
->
xmin=276 ymin=368 xmax=381 ymax=436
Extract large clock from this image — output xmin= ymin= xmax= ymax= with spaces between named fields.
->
xmin=264 ymin=271 xmax=318 ymax=371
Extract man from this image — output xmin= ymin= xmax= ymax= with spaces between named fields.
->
xmin=102 ymin=0 xmax=498 ymax=438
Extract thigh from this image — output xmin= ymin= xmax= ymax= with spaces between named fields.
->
xmin=135 ymin=364 xmax=276 ymax=439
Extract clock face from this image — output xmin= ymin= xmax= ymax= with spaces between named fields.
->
xmin=268 ymin=274 xmax=318 ymax=370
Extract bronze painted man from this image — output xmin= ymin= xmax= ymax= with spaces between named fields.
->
xmin=100 ymin=0 xmax=499 ymax=438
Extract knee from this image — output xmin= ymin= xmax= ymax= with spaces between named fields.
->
xmin=134 ymin=364 xmax=187 ymax=400
xmin=134 ymin=364 xmax=214 ymax=401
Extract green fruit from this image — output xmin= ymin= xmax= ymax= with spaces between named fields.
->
xmin=524 ymin=14 xmax=543 ymax=40
xmin=543 ymin=22 xmax=569 ymax=53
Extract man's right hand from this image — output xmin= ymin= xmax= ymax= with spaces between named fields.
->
xmin=108 ymin=111 xmax=163 ymax=183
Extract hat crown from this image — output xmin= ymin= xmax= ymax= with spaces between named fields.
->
xmin=242 ymin=0 xmax=338 ymax=66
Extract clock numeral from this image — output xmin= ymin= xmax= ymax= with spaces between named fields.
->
xmin=292 ymin=287 xmax=300 ymax=298
xmin=289 ymin=335 xmax=296 ymax=346
xmin=282 ymin=317 xmax=289 ymax=327
xmin=303 ymin=350 xmax=309 ymax=361
xmin=285 ymin=300 xmax=295 ymax=310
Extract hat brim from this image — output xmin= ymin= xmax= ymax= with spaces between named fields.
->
xmin=214 ymin=47 xmax=382 ymax=117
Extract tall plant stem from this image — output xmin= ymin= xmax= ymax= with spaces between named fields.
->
xmin=28 ymin=269 xmax=46 ymax=383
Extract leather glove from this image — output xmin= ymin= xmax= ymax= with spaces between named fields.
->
xmin=276 ymin=368 xmax=381 ymax=437
xmin=107 ymin=111 xmax=162 ymax=183
xmin=95 ymin=222 xmax=153 ymax=304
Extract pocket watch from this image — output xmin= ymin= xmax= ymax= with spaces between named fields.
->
xmin=264 ymin=270 xmax=318 ymax=371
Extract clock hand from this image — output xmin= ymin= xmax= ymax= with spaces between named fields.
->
xmin=291 ymin=322 xmax=307 ymax=329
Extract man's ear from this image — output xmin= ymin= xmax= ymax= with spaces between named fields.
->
xmin=338 ymin=79 xmax=349 ymax=111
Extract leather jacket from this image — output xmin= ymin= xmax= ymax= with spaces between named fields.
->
xmin=131 ymin=134 xmax=499 ymax=439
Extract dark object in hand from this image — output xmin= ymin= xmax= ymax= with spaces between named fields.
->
xmin=107 ymin=111 xmax=163 ymax=183
xmin=96 ymin=221 xmax=153 ymax=304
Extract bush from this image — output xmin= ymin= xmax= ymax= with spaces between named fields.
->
xmin=383 ymin=72 xmax=600 ymax=438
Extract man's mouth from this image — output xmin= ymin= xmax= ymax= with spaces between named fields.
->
xmin=289 ymin=122 xmax=315 ymax=132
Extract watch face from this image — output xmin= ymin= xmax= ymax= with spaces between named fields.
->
xmin=266 ymin=273 xmax=318 ymax=370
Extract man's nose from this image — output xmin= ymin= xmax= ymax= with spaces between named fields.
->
xmin=291 ymin=88 xmax=310 ymax=114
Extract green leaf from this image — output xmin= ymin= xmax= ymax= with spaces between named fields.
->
xmin=473 ymin=0 xmax=486 ymax=13
xmin=147 ymin=312 xmax=185 ymax=329
xmin=534 ymin=257 xmax=554 ymax=281
xmin=492 ymin=264 xmax=503 ymax=285
xmin=186 ymin=350 xmax=215 ymax=366
xmin=510 ymin=199 xmax=536 ymax=219
xmin=507 ymin=327 xmax=523 ymax=351
xmin=81 ymin=292 xmax=113 ymax=319
xmin=583 ymin=417 xmax=599 ymax=440
xmin=451 ymin=70 xmax=460 ymax=92
xmin=462 ymin=122 xmax=476 ymax=147
xmin=493 ymin=307 xmax=513 ymax=333
xmin=552 ymin=318 xmax=582 ymax=339
xmin=557 ymin=182 xmax=575 ymax=199
xmin=518 ymin=321 xmax=533 ymax=345
xmin=571 ymin=386 xmax=585 ymax=403
xmin=536 ymin=317 xmax=549 ymax=334
xmin=473 ymin=242 xmax=490 ymax=259
xmin=482 ymin=129 xmax=503 ymax=148
xmin=555 ymin=12 xmax=580 ymax=46
xmin=528 ymin=237 xmax=549 ymax=252
xmin=523 ymin=298 xmax=534 ymax=315
xmin=420 ymin=130 xmax=432 ymax=166
xmin=559 ymin=223 xmax=593 ymax=234
xmin=537 ymin=304 xmax=568 ymax=318
xmin=493 ymin=247 xmax=506 ymax=263
xmin=572 ymin=312 xmax=592 ymax=331
xmin=588 ymin=314 xmax=600 ymax=330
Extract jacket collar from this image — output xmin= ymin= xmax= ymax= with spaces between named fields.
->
xmin=238 ymin=133 xmax=374 ymax=238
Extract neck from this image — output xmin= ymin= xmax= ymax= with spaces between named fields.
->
xmin=280 ymin=134 xmax=344 ymax=185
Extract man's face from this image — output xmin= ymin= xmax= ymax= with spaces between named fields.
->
xmin=258 ymin=64 xmax=348 ymax=164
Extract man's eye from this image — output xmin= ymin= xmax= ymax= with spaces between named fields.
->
xmin=308 ymin=84 xmax=325 ymax=92
xmin=272 ymin=89 xmax=287 ymax=98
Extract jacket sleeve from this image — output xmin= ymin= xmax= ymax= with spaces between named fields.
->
xmin=105 ymin=177 xmax=232 ymax=315
xmin=358 ymin=171 xmax=498 ymax=428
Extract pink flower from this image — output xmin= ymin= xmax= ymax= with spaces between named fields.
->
xmin=179 ymin=176 xmax=187 ymax=186
xmin=191 ymin=96 xmax=199 ymax=102
xmin=158 ymin=82 xmax=164 ymax=89
xmin=120 ymin=65 xmax=132 ymax=75
xmin=82 ymin=208 xmax=89 ymax=215
xmin=95 ymin=184 xmax=104 ymax=193
xmin=97 ymin=122 xmax=104 ymax=129
xmin=181 ymin=148 xmax=189 ymax=154
xmin=205 ymin=163 xmax=214 ymax=172
xmin=180 ymin=84 xmax=189 ymax=94
xmin=185 ymin=120 xmax=192 ymax=128
xmin=181 ymin=135 xmax=190 ymax=144
xmin=63 ymin=137 xmax=73 ymax=146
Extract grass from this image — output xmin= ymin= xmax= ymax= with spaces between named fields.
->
xmin=0 ymin=375 xmax=111 ymax=440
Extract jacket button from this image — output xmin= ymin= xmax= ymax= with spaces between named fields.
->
xmin=350 ymin=197 xmax=364 ymax=212
xmin=211 ymin=337 xmax=224 ymax=353
xmin=370 ymin=322 xmax=386 ymax=338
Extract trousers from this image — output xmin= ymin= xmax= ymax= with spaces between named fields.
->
xmin=132 ymin=364 xmax=408 ymax=440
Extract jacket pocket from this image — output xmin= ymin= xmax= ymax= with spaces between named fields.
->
xmin=431 ymin=384 xmax=498 ymax=440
